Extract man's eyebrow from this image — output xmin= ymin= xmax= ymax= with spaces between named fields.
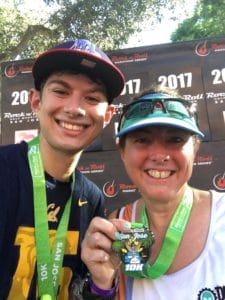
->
xmin=46 ymin=79 xmax=70 ymax=88
xmin=47 ymin=79 xmax=106 ymax=93
xmin=88 ymin=86 xmax=107 ymax=94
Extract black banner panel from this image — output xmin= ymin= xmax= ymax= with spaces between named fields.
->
xmin=1 ymin=36 xmax=225 ymax=212
xmin=190 ymin=141 xmax=225 ymax=192
xmin=1 ymin=60 xmax=38 ymax=145
xmin=77 ymin=150 xmax=140 ymax=214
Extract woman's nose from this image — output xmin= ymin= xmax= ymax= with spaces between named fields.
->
xmin=148 ymin=142 xmax=170 ymax=163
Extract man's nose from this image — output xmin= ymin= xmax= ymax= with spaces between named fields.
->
xmin=64 ymin=94 xmax=86 ymax=116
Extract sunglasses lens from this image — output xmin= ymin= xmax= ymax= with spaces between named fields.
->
xmin=124 ymin=101 xmax=153 ymax=119
xmin=119 ymin=98 xmax=191 ymax=132
xmin=165 ymin=101 xmax=190 ymax=118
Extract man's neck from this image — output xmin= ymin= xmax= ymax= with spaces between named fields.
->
xmin=39 ymin=137 xmax=83 ymax=182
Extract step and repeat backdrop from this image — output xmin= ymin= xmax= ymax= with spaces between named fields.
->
xmin=1 ymin=36 xmax=225 ymax=213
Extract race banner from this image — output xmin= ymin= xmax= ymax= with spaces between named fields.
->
xmin=1 ymin=36 xmax=225 ymax=212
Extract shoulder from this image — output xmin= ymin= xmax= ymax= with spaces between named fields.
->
xmin=210 ymin=189 xmax=225 ymax=201
xmin=199 ymin=190 xmax=225 ymax=247
xmin=75 ymin=169 xmax=103 ymax=196
xmin=74 ymin=170 xmax=106 ymax=242
xmin=0 ymin=142 xmax=31 ymax=213
xmin=0 ymin=141 xmax=28 ymax=162
xmin=210 ymin=190 xmax=225 ymax=216
xmin=74 ymin=169 xmax=105 ymax=212
xmin=0 ymin=142 xmax=28 ymax=175
xmin=109 ymin=201 xmax=138 ymax=221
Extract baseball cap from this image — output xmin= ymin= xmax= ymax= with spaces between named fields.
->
xmin=116 ymin=93 xmax=204 ymax=138
xmin=32 ymin=39 xmax=125 ymax=103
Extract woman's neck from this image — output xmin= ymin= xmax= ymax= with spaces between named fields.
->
xmin=139 ymin=185 xmax=189 ymax=230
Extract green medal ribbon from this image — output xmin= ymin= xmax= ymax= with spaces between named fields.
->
xmin=28 ymin=136 xmax=74 ymax=299
xmin=41 ymin=295 xmax=52 ymax=300
xmin=124 ymin=186 xmax=193 ymax=279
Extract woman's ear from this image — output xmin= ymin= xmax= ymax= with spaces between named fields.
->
xmin=193 ymin=136 xmax=201 ymax=156
xmin=117 ymin=142 xmax=126 ymax=162
xmin=29 ymin=88 xmax=41 ymax=113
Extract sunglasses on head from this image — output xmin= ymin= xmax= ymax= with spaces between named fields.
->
xmin=118 ymin=95 xmax=197 ymax=133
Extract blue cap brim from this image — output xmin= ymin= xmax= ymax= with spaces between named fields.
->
xmin=116 ymin=116 xmax=204 ymax=138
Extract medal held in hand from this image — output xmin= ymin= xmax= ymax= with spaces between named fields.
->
xmin=112 ymin=222 xmax=154 ymax=275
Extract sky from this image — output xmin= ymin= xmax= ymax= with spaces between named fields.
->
xmin=14 ymin=0 xmax=197 ymax=48
xmin=125 ymin=1 xmax=197 ymax=47
xmin=126 ymin=19 xmax=186 ymax=47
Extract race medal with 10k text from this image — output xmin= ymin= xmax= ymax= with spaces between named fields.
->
xmin=112 ymin=222 xmax=154 ymax=274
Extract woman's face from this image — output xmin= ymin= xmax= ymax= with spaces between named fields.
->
xmin=119 ymin=126 xmax=200 ymax=202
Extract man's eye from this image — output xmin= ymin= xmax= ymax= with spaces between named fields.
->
xmin=53 ymin=89 xmax=67 ymax=95
xmin=86 ymin=96 xmax=102 ymax=104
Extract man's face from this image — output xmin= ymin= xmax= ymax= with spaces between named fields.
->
xmin=29 ymin=72 xmax=111 ymax=155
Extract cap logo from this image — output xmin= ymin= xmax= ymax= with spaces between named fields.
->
xmin=81 ymin=58 xmax=97 ymax=69
xmin=71 ymin=39 xmax=102 ymax=58
xmin=154 ymin=102 xmax=163 ymax=110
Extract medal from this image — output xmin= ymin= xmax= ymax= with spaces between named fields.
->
xmin=113 ymin=187 xmax=193 ymax=279
xmin=112 ymin=222 xmax=154 ymax=273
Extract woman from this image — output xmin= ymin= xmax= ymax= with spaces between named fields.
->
xmin=80 ymin=87 xmax=225 ymax=300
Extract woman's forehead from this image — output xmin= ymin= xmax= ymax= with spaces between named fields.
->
xmin=129 ymin=126 xmax=192 ymax=135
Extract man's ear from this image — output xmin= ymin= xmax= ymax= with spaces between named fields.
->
xmin=104 ymin=105 xmax=115 ymax=127
xmin=29 ymin=88 xmax=41 ymax=113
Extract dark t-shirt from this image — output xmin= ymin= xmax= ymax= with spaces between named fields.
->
xmin=0 ymin=141 xmax=105 ymax=299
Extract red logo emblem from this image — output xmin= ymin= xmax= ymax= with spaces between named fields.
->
xmin=213 ymin=172 xmax=225 ymax=191
xmin=5 ymin=65 xmax=18 ymax=78
xmin=103 ymin=180 xmax=119 ymax=198
xmin=195 ymin=41 xmax=211 ymax=57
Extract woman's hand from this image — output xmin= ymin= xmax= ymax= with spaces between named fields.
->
xmin=81 ymin=216 xmax=130 ymax=289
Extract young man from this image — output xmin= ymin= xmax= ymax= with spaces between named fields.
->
xmin=0 ymin=39 xmax=124 ymax=299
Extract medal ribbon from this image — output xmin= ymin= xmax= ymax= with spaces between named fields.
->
xmin=124 ymin=187 xmax=193 ymax=279
xmin=28 ymin=136 xmax=74 ymax=299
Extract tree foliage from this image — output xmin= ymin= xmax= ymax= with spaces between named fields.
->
xmin=171 ymin=0 xmax=225 ymax=42
xmin=0 ymin=0 xmax=190 ymax=63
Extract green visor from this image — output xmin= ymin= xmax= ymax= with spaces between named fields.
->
xmin=116 ymin=93 xmax=204 ymax=138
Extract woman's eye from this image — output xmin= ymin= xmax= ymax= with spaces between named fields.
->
xmin=134 ymin=137 xmax=150 ymax=144
xmin=167 ymin=136 xmax=187 ymax=144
